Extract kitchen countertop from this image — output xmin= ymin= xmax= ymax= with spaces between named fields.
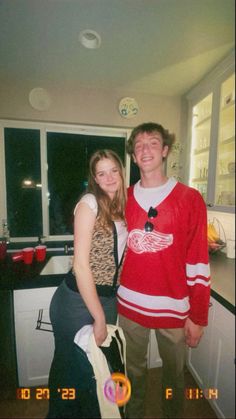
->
xmin=209 ymin=251 xmax=235 ymax=314
xmin=0 ymin=249 xmax=235 ymax=314
xmin=0 ymin=250 xmax=69 ymax=290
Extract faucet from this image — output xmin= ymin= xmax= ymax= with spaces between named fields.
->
xmin=38 ymin=235 xmax=46 ymax=244
xmin=64 ymin=244 xmax=73 ymax=254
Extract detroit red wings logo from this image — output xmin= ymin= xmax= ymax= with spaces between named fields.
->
xmin=128 ymin=229 xmax=173 ymax=254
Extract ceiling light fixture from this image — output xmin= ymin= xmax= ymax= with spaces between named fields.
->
xmin=79 ymin=29 xmax=101 ymax=49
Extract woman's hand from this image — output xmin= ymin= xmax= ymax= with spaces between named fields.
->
xmin=93 ymin=319 xmax=108 ymax=346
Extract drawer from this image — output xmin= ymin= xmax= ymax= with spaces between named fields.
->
xmin=14 ymin=287 xmax=57 ymax=312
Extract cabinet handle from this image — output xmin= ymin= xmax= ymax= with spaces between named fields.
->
xmin=36 ymin=309 xmax=53 ymax=333
xmin=207 ymin=203 xmax=214 ymax=207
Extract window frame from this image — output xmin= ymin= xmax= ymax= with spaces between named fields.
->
xmin=0 ymin=119 xmax=131 ymax=243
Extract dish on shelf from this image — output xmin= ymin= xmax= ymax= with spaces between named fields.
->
xmin=228 ymin=162 xmax=235 ymax=173
xmin=218 ymin=191 xmax=235 ymax=206
xmin=222 ymin=92 xmax=234 ymax=107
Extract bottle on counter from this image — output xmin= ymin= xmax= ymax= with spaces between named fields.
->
xmin=2 ymin=219 xmax=10 ymax=244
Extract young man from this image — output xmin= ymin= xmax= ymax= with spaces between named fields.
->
xmin=117 ymin=122 xmax=210 ymax=418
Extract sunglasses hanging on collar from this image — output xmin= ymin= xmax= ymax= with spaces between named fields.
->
xmin=144 ymin=206 xmax=158 ymax=232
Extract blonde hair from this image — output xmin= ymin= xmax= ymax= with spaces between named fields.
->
xmin=88 ymin=149 xmax=127 ymax=230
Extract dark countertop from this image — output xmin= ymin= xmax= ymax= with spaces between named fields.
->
xmin=0 ymin=250 xmax=69 ymax=290
xmin=209 ymin=251 xmax=235 ymax=314
xmin=0 ymin=249 xmax=235 ymax=314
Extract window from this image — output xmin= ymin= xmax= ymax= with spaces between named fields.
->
xmin=1 ymin=122 xmax=129 ymax=241
xmin=47 ymin=132 xmax=126 ymax=235
xmin=4 ymin=128 xmax=42 ymax=237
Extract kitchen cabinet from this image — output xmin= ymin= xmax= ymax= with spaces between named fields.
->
xmin=207 ymin=298 xmax=235 ymax=419
xmin=215 ymin=74 xmax=235 ymax=207
xmin=13 ymin=285 xmax=162 ymax=384
xmin=187 ymin=298 xmax=214 ymax=388
xmin=187 ymin=296 xmax=235 ymax=419
xmin=14 ymin=286 xmax=56 ymax=387
xmin=184 ymin=50 xmax=235 ymax=213
xmin=0 ymin=290 xmax=18 ymax=398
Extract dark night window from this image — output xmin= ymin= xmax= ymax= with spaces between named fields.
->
xmin=47 ymin=132 xmax=125 ymax=235
xmin=4 ymin=128 xmax=42 ymax=237
xmin=3 ymin=126 xmax=126 ymax=239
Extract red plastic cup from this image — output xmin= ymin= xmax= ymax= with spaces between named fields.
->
xmin=0 ymin=241 xmax=7 ymax=260
xmin=12 ymin=251 xmax=23 ymax=262
xmin=35 ymin=245 xmax=47 ymax=262
xmin=23 ymin=247 xmax=34 ymax=265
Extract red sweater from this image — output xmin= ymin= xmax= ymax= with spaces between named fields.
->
xmin=117 ymin=182 xmax=210 ymax=328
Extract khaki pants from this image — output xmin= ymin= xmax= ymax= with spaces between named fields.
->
xmin=119 ymin=315 xmax=186 ymax=419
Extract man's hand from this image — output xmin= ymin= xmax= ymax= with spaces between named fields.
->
xmin=184 ymin=317 xmax=204 ymax=348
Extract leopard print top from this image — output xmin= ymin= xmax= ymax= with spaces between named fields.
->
xmin=90 ymin=219 xmax=121 ymax=286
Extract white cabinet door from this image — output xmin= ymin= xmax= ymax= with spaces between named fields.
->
xmin=187 ymin=299 xmax=214 ymax=387
xmin=14 ymin=287 xmax=56 ymax=387
xmin=187 ymin=296 xmax=235 ymax=419
xmin=208 ymin=298 xmax=235 ymax=419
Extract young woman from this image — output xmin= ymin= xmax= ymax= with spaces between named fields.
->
xmin=47 ymin=149 xmax=127 ymax=418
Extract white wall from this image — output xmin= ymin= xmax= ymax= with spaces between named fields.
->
xmin=0 ymin=81 xmax=183 ymax=234
xmin=0 ymin=82 xmax=181 ymax=134
xmin=1 ymin=81 xmax=234 ymax=242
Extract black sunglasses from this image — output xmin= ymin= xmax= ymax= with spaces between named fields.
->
xmin=144 ymin=206 xmax=158 ymax=232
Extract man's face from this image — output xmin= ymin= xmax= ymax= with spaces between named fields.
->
xmin=133 ymin=131 xmax=168 ymax=173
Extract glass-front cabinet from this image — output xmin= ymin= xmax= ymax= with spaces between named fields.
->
xmin=215 ymin=74 xmax=235 ymax=207
xmin=189 ymin=93 xmax=213 ymax=201
xmin=185 ymin=51 xmax=235 ymax=213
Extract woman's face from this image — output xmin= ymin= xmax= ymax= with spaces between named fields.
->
xmin=94 ymin=158 xmax=122 ymax=198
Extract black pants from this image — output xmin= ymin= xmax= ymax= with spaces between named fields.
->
xmin=47 ymin=278 xmax=117 ymax=418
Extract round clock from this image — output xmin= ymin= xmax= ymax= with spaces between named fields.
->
xmin=118 ymin=97 xmax=139 ymax=119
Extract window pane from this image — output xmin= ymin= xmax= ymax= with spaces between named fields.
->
xmin=86 ymin=135 xmax=126 ymax=164
xmin=47 ymin=133 xmax=126 ymax=235
xmin=47 ymin=133 xmax=87 ymax=235
xmin=4 ymin=128 xmax=42 ymax=237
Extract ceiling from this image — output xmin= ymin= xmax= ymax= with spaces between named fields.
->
xmin=0 ymin=0 xmax=235 ymax=96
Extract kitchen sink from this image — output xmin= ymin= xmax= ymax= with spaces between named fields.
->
xmin=40 ymin=255 xmax=73 ymax=275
